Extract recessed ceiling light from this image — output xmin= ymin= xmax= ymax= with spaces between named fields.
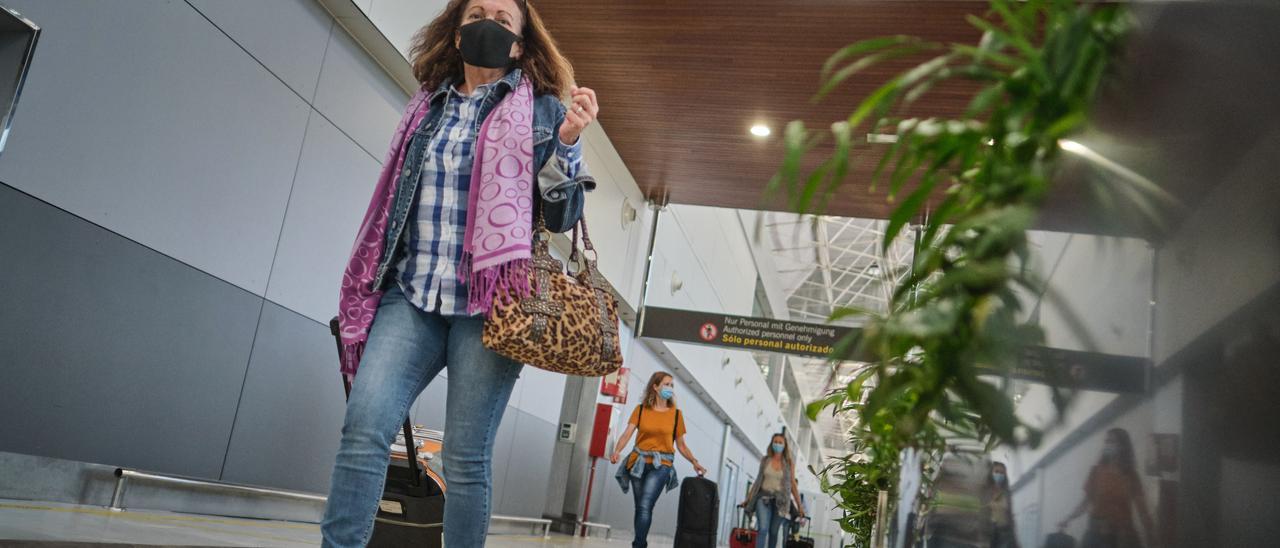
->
xmin=750 ymin=124 xmax=771 ymax=137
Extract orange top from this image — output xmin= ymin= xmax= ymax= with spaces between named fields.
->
xmin=1085 ymin=464 xmax=1140 ymax=532
xmin=626 ymin=405 xmax=685 ymax=467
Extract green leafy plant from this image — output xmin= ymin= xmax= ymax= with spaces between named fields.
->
xmin=775 ymin=0 xmax=1162 ymax=537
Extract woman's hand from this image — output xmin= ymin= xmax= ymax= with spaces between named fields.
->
xmin=559 ymin=86 xmax=598 ymax=145
xmin=609 ymin=451 xmax=620 ymax=465
xmin=693 ymin=461 xmax=708 ymax=476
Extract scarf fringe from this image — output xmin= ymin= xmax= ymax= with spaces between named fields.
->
xmin=462 ymin=254 xmax=533 ymax=315
xmin=339 ymin=340 xmax=366 ymax=377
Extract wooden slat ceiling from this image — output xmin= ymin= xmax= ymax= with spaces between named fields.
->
xmin=535 ymin=1 xmax=996 ymax=220
xmin=537 ymin=0 xmax=1259 ymax=238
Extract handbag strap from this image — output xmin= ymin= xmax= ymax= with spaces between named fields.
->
xmin=570 ymin=214 xmax=620 ymax=364
xmin=523 ymin=214 xmax=567 ymax=342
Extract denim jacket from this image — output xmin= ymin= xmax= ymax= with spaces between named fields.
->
xmin=615 ymin=449 xmax=681 ymax=493
xmin=371 ymin=69 xmax=588 ymax=290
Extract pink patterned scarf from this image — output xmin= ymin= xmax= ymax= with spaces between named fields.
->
xmin=336 ymin=77 xmax=536 ymax=376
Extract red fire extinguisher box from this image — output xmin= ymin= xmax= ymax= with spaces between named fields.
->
xmin=588 ymin=403 xmax=612 ymax=458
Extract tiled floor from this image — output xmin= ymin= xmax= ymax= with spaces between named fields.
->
xmin=0 ymin=499 xmax=652 ymax=547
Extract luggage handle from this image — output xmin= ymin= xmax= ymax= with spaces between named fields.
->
xmin=331 ymin=318 xmax=422 ymax=488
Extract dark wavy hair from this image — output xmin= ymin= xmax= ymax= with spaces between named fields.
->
xmin=408 ymin=0 xmax=574 ymax=97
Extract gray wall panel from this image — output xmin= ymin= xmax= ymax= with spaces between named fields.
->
xmin=495 ymin=410 xmax=557 ymax=518
xmin=220 ymin=301 xmax=347 ymax=494
xmin=0 ymin=184 xmax=259 ymax=480
xmin=312 ymin=22 xmax=406 ymax=157
xmin=188 ymin=0 xmax=334 ymax=101
xmin=266 ymin=114 xmax=380 ymax=324
xmin=0 ymin=0 xmax=311 ymax=295
xmin=412 ymin=376 xmax=449 ymax=432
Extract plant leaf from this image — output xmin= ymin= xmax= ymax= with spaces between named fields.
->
xmin=821 ymin=35 xmax=921 ymax=77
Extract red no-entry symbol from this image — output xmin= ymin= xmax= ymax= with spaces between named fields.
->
xmin=699 ymin=322 xmax=718 ymax=341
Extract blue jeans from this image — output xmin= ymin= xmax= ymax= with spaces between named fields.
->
xmin=629 ymin=463 xmax=671 ymax=548
xmin=755 ymin=496 xmax=789 ymax=548
xmin=321 ymin=285 xmax=522 ymax=547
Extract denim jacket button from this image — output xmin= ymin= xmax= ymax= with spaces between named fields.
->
xmin=402 ymin=167 xmax=411 ymax=177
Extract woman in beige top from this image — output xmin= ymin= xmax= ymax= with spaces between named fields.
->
xmin=739 ymin=433 xmax=806 ymax=548
xmin=985 ymin=461 xmax=1020 ymax=548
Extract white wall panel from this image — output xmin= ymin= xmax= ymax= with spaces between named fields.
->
xmin=1154 ymin=130 xmax=1280 ymax=363
xmin=1038 ymin=234 xmax=1152 ymax=357
xmin=366 ymin=0 xmax=449 ymax=58
xmin=0 ymin=0 xmax=311 ymax=295
xmin=738 ymin=209 xmax=792 ymax=319
xmin=188 ymin=0 xmax=334 ymax=100
xmin=579 ymin=123 xmax=649 ymax=308
xmin=510 ymin=365 xmax=568 ymax=426
xmin=663 ymin=204 xmax=758 ymax=315
xmin=266 ymin=115 xmax=380 ymax=323
xmin=312 ymin=22 xmax=407 ymax=157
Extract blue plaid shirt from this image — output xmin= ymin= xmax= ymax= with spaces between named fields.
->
xmin=395 ymin=80 xmax=584 ymax=316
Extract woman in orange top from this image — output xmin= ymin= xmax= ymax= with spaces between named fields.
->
xmin=610 ymin=372 xmax=707 ymax=548
xmin=1058 ymin=428 xmax=1155 ymax=548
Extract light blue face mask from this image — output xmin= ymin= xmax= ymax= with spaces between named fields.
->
xmin=992 ymin=472 xmax=1007 ymax=484
xmin=659 ymin=387 xmax=674 ymax=401
xmin=772 ymin=443 xmax=785 ymax=454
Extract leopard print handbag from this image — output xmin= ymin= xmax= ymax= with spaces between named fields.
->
xmin=482 ymin=214 xmax=624 ymax=377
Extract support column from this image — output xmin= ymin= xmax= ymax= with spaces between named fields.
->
xmin=542 ymin=376 xmax=605 ymax=533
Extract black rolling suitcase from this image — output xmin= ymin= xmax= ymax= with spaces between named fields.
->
xmin=330 ymin=318 xmax=444 ymax=548
xmin=1044 ymin=532 xmax=1076 ymax=548
xmin=673 ymin=475 xmax=719 ymax=548
xmin=785 ymin=529 xmax=815 ymax=548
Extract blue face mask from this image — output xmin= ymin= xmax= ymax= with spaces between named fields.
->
xmin=659 ymin=387 xmax=673 ymax=401
xmin=1103 ymin=442 xmax=1119 ymax=459
xmin=992 ymin=472 xmax=1006 ymax=484
xmin=772 ymin=443 xmax=786 ymax=454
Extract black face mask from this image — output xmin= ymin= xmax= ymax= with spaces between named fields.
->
xmin=458 ymin=19 xmax=519 ymax=69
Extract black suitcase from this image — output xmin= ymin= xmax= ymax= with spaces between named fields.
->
xmin=331 ymin=318 xmax=444 ymax=548
xmin=673 ymin=475 xmax=719 ymax=547
xmin=786 ymin=535 xmax=815 ymax=548
xmin=1044 ymin=532 xmax=1076 ymax=548
xmin=675 ymin=529 xmax=717 ymax=548
xmin=786 ymin=518 xmax=815 ymax=548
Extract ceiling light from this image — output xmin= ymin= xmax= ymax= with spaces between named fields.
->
xmin=750 ymin=124 xmax=771 ymax=137
xmin=1058 ymin=139 xmax=1088 ymax=155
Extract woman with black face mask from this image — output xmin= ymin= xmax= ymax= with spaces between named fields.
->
xmin=321 ymin=1 xmax=599 ymax=546
xmin=984 ymin=461 xmax=1019 ymax=548
xmin=1058 ymin=428 xmax=1156 ymax=548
